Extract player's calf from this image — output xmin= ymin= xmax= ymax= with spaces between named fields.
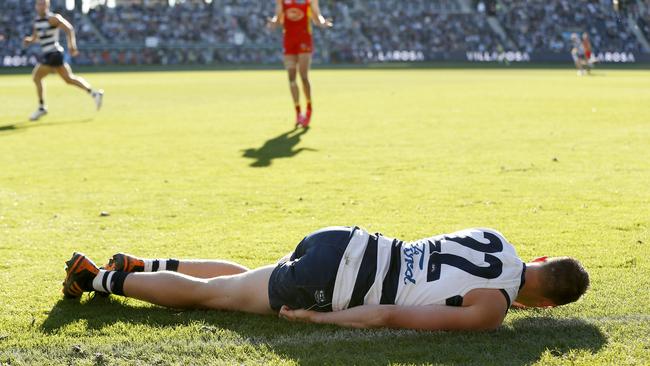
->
xmin=103 ymin=253 xmax=179 ymax=273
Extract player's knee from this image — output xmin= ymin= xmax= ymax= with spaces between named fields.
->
xmin=197 ymin=278 xmax=239 ymax=310
xmin=63 ymin=75 xmax=75 ymax=84
xmin=186 ymin=280 xmax=214 ymax=307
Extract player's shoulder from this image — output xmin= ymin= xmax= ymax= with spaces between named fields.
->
xmin=48 ymin=12 xmax=65 ymax=22
xmin=460 ymin=228 xmax=516 ymax=250
xmin=472 ymin=227 xmax=508 ymax=238
xmin=453 ymin=227 xmax=510 ymax=242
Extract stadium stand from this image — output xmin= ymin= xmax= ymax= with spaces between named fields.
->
xmin=1 ymin=0 xmax=648 ymax=66
xmin=496 ymin=0 xmax=643 ymax=53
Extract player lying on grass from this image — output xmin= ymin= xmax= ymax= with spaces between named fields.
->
xmin=62 ymin=226 xmax=589 ymax=331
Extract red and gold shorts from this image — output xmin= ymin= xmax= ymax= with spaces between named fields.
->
xmin=284 ymin=34 xmax=313 ymax=55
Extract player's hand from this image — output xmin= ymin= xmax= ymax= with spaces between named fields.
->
xmin=266 ymin=17 xmax=280 ymax=30
xmin=510 ymin=301 xmax=528 ymax=310
xmin=22 ymin=37 xmax=32 ymax=47
xmin=279 ymin=305 xmax=316 ymax=323
xmin=69 ymin=47 xmax=79 ymax=57
xmin=317 ymin=17 xmax=333 ymax=28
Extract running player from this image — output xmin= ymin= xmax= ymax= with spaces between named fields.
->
xmin=570 ymin=33 xmax=587 ymax=76
xmin=268 ymin=0 xmax=332 ymax=128
xmin=23 ymin=0 xmax=103 ymax=121
xmin=62 ymin=226 xmax=589 ymax=331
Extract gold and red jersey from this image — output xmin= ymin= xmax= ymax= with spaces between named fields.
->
xmin=582 ymin=38 xmax=592 ymax=59
xmin=282 ymin=0 xmax=313 ymax=54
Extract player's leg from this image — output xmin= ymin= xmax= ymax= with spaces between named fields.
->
xmin=63 ymin=252 xmax=275 ymax=314
xmin=55 ymin=63 xmax=92 ymax=92
xmin=571 ymin=50 xmax=583 ymax=76
xmin=584 ymin=56 xmax=592 ymax=74
xmin=55 ymin=63 xmax=104 ymax=110
xmin=32 ymin=64 xmax=50 ymax=104
xmin=30 ymin=64 xmax=51 ymax=121
xmin=104 ymin=253 xmax=249 ymax=278
xmin=297 ymin=53 xmax=312 ymax=126
xmin=284 ymin=55 xmax=302 ymax=125
xmin=176 ymin=260 xmax=249 ymax=278
xmin=121 ymin=265 xmax=276 ymax=314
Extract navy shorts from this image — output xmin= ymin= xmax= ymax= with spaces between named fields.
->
xmin=268 ymin=226 xmax=355 ymax=312
xmin=40 ymin=51 xmax=64 ymax=67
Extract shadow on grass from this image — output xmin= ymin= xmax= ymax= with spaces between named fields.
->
xmin=0 ymin=118 xmax=92 ymax=135
xmin=241 ymin=127 xmax=315 ymax=167
xmin=42 ymin=298 xmax=606 ymax=365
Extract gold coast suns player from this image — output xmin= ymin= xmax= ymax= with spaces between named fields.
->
xmin=23 ymin=0 xmax=103 ymax=121
xmin=268 ymin=0 xmax=332 ymax=128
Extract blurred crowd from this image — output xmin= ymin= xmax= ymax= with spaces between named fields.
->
xmin=496 ymin=0 xmax=643 ymax=53
xmin=634 ymin=0 xmax=650 ymax=43
xmin=331 ymin=0 xmax=503 ymax=62
xmin=0 ymin=0 xmax=647 ymax=66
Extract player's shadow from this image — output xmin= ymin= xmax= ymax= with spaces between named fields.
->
xmin=241 ymin=127 xmax=315 ymax=167
xmin=40 ymin=297 xmax=283 ymax=335
xmin=0 ymin=118 xmax=92 ymax=135
xmin=265 ymin=316 xmax=607 ymax=365
xmin=41 ymin=299 xmax=606 ymax=365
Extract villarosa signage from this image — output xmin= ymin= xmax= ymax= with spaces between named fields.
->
xmin=466 ymin=51 xmax=531 ymax=62
xmin=0 ymin=50 xmax=647 ymax=67
xmin=465 ymin=50 xmax=640 ymax=63
xmin=592 ymin=51 xmax=637 ymax=63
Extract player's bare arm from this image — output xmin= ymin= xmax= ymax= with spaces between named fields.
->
xmin=310 ymin=0 xmax=333 ymax=28
xmin=280 ymin=288 xmax=507 ymax=330
xmin=23 ymin=25 xmax=38 ymax=47
xmin=267 ymin=0 xmax=284 ymax=29
xmin=51 ymin=14 xmax=78 ymax=56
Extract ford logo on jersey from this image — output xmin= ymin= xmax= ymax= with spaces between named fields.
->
xmin=403 ymin=243 xmax=425 ymax=284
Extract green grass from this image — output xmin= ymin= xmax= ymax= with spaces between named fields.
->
xmin=1 ymin=68 xmax=649 ymax=365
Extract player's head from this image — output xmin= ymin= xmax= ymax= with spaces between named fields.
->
xmin=570 ymin=33 xmax=579 ymax=42
xmin=35 ymin=0 xmax=50 ymax=15
xmin=533 ymin=256 xmax=589 ymax=306
xmin=582 ymin=32 xmax=589 ymax=40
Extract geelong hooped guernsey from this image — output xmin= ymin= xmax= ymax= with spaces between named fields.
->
xmin=572 ymin=37 xmax=585 ymax=56
xmin=34 ymin=12 xmax=63 ymax=54
xmin=331 ymin=228 xmax=525 ymax=311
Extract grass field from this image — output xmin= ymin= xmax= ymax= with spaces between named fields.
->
xmin=0 ymin=68 xmax=649 ymax=365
